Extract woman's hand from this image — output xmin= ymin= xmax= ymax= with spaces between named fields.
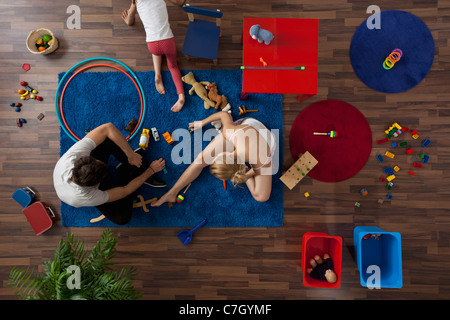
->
xmin=150 ymin=158 xmax=166 ymax=173
xmin=128 ymin=152 xmax=143 ymax=167
xmin=188 ymin=121 xmax=203 ymax=132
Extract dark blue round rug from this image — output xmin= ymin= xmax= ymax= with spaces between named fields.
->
xmin=350 ymin=10 xmax=435 ymax=93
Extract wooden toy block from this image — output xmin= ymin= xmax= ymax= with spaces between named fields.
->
xmin=280 ymin=151 xmax=318 ymax=190
xmin=385 ymin=151 xmax=395 ymax=158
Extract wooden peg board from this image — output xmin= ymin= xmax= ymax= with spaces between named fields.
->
xmin=280 ymin=151 xmax=318 ymax=190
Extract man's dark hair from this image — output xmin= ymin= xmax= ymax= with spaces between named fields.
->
xmin=71 ymin=156 xmax=108 ymax=187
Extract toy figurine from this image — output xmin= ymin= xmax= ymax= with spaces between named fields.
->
xmin=306 ymin=253 xmax=337 ymax=283
xmin=249 ymin=24 xmax=274 ymax=45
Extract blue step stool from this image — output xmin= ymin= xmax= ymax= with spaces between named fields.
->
xmin=12 ymin=187 xmax=36 ymax=208
xmin=354 ymin=226 xmax=403 ymax=289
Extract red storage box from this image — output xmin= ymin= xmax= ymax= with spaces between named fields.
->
xmin=22 ymin=201 xmax=56 ymax=235
xmin=302 ymin=232 xmax=342 ymax=289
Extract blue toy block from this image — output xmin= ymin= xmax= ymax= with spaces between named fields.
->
xmin=422 ymin=155 xmax=430 ymax=164
xmin=422 ymin=139 xmax=431 ymax=147
xmin=353 ymin=226 xmax=403 ymax=289
xmin=391 ymin=142 xmax=398 ymax=147
xmin=376 ymin=154 xmax=384 ymax=162
xmin=387 ymin=194 xmax=393 ymax=199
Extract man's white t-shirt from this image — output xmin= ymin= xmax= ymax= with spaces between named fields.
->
xmin=137 ymin=0 xmax=174 ymax=42
xmin=53 ymin=137 xmax=109 ymax=207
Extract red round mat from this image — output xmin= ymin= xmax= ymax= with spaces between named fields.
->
xmin=289 ymin=100 xmax=372 ymax=182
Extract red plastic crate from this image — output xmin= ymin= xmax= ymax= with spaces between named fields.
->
xmin=301 ymin=232 xmax=342 ymax=289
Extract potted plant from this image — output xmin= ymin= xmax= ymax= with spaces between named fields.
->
xmin=7 ymin=229 xmax=141 ymax=300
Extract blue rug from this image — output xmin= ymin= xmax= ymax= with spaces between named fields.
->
xmin=350 ymin=10 xmax=435 ymax=93
xmin=58 ymin=69 xmax=284 ymax=227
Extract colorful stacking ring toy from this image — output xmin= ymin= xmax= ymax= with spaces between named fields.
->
xmin=55 ymin=57 xmax=146 ymax=142
xmin=383 ymin=49 xmax=403 ymax=70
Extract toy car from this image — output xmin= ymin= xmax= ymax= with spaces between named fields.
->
xmin=151 ymin=127 xmax=160 ymax=141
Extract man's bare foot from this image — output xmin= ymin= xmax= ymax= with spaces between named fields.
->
xmin=155 ymin=75 xmax=165 ymax=94
xmin=171 ymin=93 xmax=185 ymax=112
xmin=151 ymin=191 xmax=177 ymax=207
xmin=121 ymin=1 xmax=137 ymax=26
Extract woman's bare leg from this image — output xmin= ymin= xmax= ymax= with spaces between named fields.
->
xmin=152 ymin=133 xmax=230 ymax=207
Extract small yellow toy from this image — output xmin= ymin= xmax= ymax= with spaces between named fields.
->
xmin=387 ymin=175 xmax=396 ymax=182
xmin=163 ymin=132 xmax=174 ymax=144
xmin=385 ymin=151 xmax=395 ymax=159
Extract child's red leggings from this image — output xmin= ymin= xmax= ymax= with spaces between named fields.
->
xmin=147 ymin=37 xmax=184 ymax=95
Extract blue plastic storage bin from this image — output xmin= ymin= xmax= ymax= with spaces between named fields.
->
xmin=354 ymin=226 xmax=403 ymax=289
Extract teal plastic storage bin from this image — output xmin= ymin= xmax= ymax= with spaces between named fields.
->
xmin=354 ymin=226 xmax=403 ymax=289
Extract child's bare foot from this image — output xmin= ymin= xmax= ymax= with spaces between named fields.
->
xmin=155 ymin=74 xmax=165 ymax=94
xmin=171 ymin=93 xmax=185 ymax=112
xmin=121 ymin=1 xmax=136 ymax=26
xmin=151 ymin=191 xmax=177 ymax=207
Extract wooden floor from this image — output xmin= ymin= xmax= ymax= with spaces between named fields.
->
xmin=1 ymin=0 xmax=450 ymax=301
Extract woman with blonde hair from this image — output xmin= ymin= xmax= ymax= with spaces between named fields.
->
xmin=151 ymin=110 xmax=277 ymax=206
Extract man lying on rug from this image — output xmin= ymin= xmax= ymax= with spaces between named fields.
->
xmin=151 ymin=111 xmax=277 ymax=207
xmin=53 ymin=123 xmax=166 ymax=225
xmin=121 ymin=0 xmax=185 ymax=112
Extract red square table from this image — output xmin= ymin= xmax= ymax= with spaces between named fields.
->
xmin=242 ymin=17 xmax=318 ymax=95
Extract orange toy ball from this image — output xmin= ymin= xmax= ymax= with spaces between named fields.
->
xmin=38 ymin=46 xmax=46 ymax=52
xmin=18 ymin=89 xmax=25 ymax=94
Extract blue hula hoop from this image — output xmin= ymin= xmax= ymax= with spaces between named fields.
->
xmin=55 ymin=57 xmax=146 ymax=142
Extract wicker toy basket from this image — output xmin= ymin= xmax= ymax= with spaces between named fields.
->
xmin=26 ymin=28 xmax=58 ymax=55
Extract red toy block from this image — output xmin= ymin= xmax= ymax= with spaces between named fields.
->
xmin=379 ymin=177 xmax=386 ymax=182
xmin=412 ymin=162 xmax=423 ymax=168
xmin=376 ymin=138 xmax=389 ymax=144
xmin=401 ymin=127 xmax=409 ymax=132
xmin=406 ymin=148 xmax=413 ymax=154
xmin=411 ymin=129 xmax=418 ymax=135
xmin=408 ymin=171 xmax=415 ymax=175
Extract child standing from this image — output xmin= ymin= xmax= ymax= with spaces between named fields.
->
xmin=122 ymin=0 xmax=185 ymax=112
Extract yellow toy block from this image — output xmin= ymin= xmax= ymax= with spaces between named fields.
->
xmin=393 ymin=123 xmax=402 ymax=130
xmin=304 ymin=192 xmax=310 ymax=198
xmin=385 ymin=151 xmax=395 ymax=158
xmin=387 ymin=175 xmax=396 ymax=182
xmin=412 ymin=134 xmax=419 ymax=139
xmin=393 ymin=166 xmax=400 ymax=172
xmin=280 ymin=151 xmax=318 ymax=190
